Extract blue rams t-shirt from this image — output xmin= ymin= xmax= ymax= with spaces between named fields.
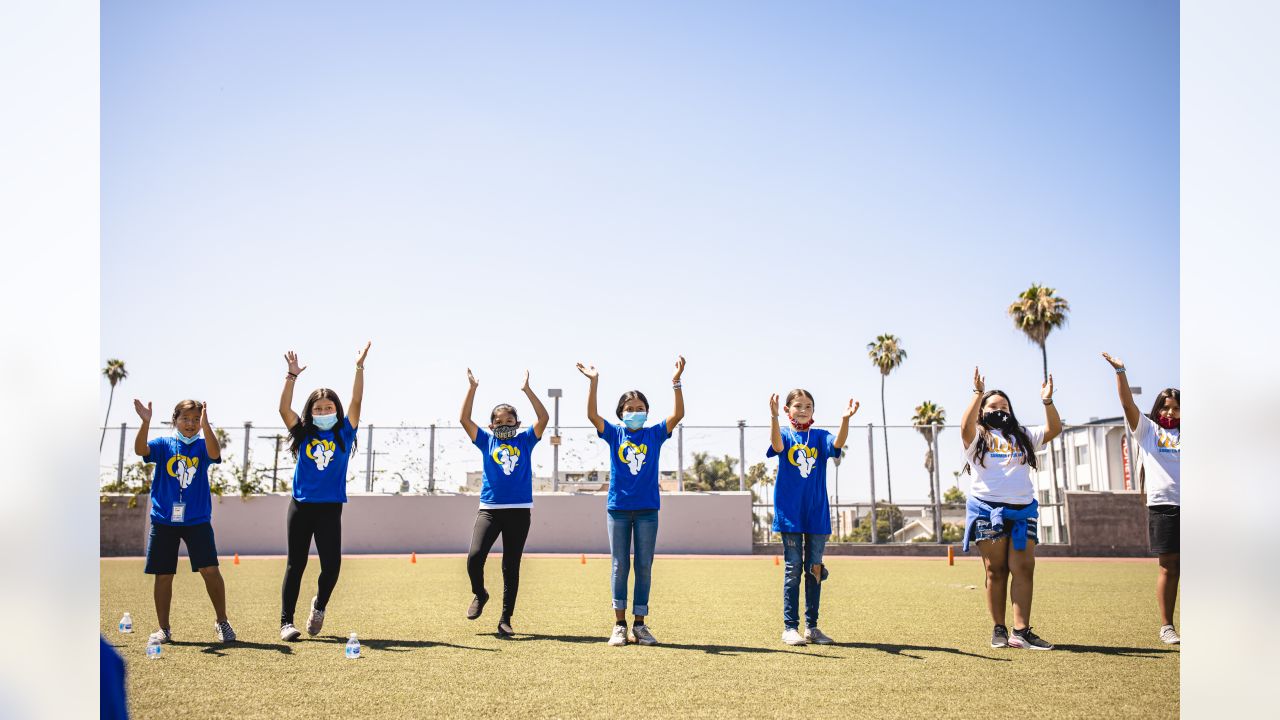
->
xmin=473 ymin=426 xmax=542 ymax=508
xmin=767 ymin=427 xmax=837 ymax=534
xmin=291 ymin=417 xmax=358 ymax=503
xmin=598 ymin=421 xmax=670 ymax=511
xmin=144 ymin=435 xmax=221 ymax=526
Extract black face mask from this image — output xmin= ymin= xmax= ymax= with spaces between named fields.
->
xmin=492 ymin=424 xmax=519 ymax=440
xmin=982 ymin=410 xmax=1015 ymax=432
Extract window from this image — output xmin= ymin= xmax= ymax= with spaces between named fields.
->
xmin=1075 ymin=445 xmax=1089 ymax=465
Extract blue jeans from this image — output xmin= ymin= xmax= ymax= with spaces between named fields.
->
xmin=607 ymin=509 xmax=659 ymax=616
xmin=782 ymin=533 xmax=827 ymax=629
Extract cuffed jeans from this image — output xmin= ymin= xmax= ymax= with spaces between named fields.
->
xmin=607 ymin=509 xmax=658 ymax=615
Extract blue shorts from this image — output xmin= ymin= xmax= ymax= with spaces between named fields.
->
xmin=144 ymin=521 xmax=220 ymax=574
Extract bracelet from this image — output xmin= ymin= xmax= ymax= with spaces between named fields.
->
xmin=973 ymin=389 xmax=982 ymax=394
xmin=1115 ymin=367 xmax=1126 ymax=374
xmin=356 ymin=365 xmax=364 ymax=370
xmin=1043 ymin=398 xmax=1054 ymax=405
xmin=672 ymin=382 xmax=682 ymax=390
xmin=286 ymin=373 xmax=297 ymax=380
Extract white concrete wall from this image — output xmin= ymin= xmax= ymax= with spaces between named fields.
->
xmin=189 ymin=492 xmax=754 ymax=555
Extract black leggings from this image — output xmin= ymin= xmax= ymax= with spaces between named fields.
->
xmin=280 ymin=499 xmax=343 ymax=626
xmin=467 ymin=508 xmax=531 ymax=619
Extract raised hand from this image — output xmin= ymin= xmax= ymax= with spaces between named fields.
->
xmin=673 ymin=355 xmax=686 ymax=383
xmin=576 ymin=362 xmax=598 ymax=380
xmin=843 ymin=399 xmax=861 ymax=419
xmin=133 ymin=399 xmax=152 ymax=423
xmin=199 ymin=403 xmax=210 ymax=428
xmin=356 ymin=341 xmax=371 ymax=367
xmin=1101 ymin=352 xmax=1125 ymax=371
xmin=769 ymin=393 xmax=780 ymax=417
xmin=467 ymin=368 xmax=479 ymax=389
xmin=521 ymin=370 xmax=531 ymax=391
xmin=285 ymin=351 xmax=307 ymax=376
xmin=1042 ymin=374 xmax=1055 ymax=401
xmin=973 ymin=366 xmax=985 ymax=394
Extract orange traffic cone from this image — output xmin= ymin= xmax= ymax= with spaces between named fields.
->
xmin=774 ymin=555 xmax=780 ymax=566
xmin=411 ymin=552 xmax=417 ymax=564
xmin=580 ymin=553 xmax=586 ymax=565
xmin=233 ymin=553 xmax=240 ymax=565
xmin=947 ymin=545 xmax=954 ymax=566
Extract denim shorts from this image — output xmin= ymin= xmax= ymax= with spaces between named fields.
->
xmin=971 ymin=504 xmax=1039 ymax=545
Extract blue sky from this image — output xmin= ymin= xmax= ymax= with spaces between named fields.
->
xmin=101 ymin=1 xmax=1178 ymax=496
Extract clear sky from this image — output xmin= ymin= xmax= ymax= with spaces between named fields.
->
xmin=101 ymin=1 xmax=1178 ymax=497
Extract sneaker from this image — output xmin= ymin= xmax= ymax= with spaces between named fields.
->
xmin=214 ymin=620 xmax=237 ymax=643
xmin=497 ymin=619 xmax=514 ymax=638
xmin=630 ymin=624 xmax=658 ymax=646
xmin=1008 ymin=627 xmax=1054 ymax=650
xmin=782 ymin=627 xmax=808 ymax=646
xmin=466 ymin=592 xmax=489 ymax=620
xmin=804 ymin=627 xmax=834 ymax=645
xmin=991 ymin=624 xmax=1010 ymax=648
xmin=280 ymin=623 xmax=302 ymax=642
xmin=1159 ymin=625 xmax=1180 ymax=645
xmin=306 ymin=597 xmax=325 ymax=636
xmin=148 ymin=628 xmax=172 ymax=644
xmin=608 ymin=624 xmax=628 ymax=646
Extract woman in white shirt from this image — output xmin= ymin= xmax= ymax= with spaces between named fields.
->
xmin=1103 ymin=353 xmax=1181 ymax=645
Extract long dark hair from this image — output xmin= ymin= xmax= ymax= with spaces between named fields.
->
xmin=1148 ymin=388 xmax=1180 ymax=422
xmin=966 ymin=390 xmax=1039 ymax=472
xmin=288 ymin=388 xmax=354 ymax=458
xmin=615 ymin=390 xmax=649 ymax=419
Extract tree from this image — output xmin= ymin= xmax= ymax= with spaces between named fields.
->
xmin=943 ymin=485 xmax=965 ymax=505
xmin=867 ymin=334 xmax=906 ymax=531
xmin=1007 ymin=284 xmax=1070 ymax=384
xmin=843 ymin=502 xmax=904 ymax=544
xmin=100 ymin=359 xmax=128 ymax=451
xmin=684 ymin=452 xmax=739 ymax=492
xmin=911 ymin=400 xmax=946 ymax=504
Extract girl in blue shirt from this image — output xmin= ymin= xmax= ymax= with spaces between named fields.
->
xmin=277 ymin=342 xmax=370 ymax=642
xmin=768 ymin=389 xmax=858 ymax=646
xmin=577 ymin=356 xmax=685 ymax=647
xmin=459 ymin=368 xmax=550 ymax=638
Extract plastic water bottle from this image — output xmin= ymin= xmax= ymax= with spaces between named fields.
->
xmin=345 ymin=633 xmax=360 ymax=659
xmin=146 ymin=637 xmax=162 ymax=660
xmin=118 ymin=612 xmax=133 ymax=633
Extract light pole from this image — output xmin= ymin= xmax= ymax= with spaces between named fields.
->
xmin=548 ymin=388 xmax=562 ymax=492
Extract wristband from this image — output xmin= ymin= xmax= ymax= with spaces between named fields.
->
xmin=1115 ymin=367 xmax=1126 ymax=374
xmin=672 ymin=382 xmax=682 ymax=390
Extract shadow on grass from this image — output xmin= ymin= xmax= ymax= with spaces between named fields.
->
xmin=316 ymin=635 xmax=498 ymax=653
xmin=835 ymin=641 xmax=1011 ymax=662
xmin=1051 ymin=643 xmax=1178 ymax=658
xmin=169 ymin=640 xmax=293 ymax=657
xmin=501 ymin=633 xmax=839 ymax=658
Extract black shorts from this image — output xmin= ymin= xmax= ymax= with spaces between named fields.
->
xmin=144 ymin=521 xmax=219 ymax=575
xmin=1148 ymin=504 xmax=1180 ymax=555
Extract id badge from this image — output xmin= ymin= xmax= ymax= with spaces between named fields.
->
xmin=170 ymin=502 xmax=186 ymax=523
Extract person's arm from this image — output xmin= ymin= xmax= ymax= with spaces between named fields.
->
xmin=522 ymin=370 xmax=550 ymax=438
xmin=280 ymin=351 xmax=306 ymax=429
xmin=1102 ymin=352 xmax=1143 ymax=431
xmin=132 ymin=399 xmax=152 ymax=456
xmin=201 ymin=403 xmax=221 ymax=461
xmin=1041 ymin=374 xmax=1062 ymax=444
xmin=834 ymin=398 xmax=860 ymax=449
xmin=769 ymin=394 xmax=784 ymax=453
xmin=460 ymin=368 xmax=480 ymax=442
xmin=960 ymin=366 xmax=985 ymax=448
xmin=576 ymin=362 xmax=605 ymax=434
xmin=347 ymin=341 xmax=371 ymax=428
xmin=665 ymin=355 xmax=686 ymax=435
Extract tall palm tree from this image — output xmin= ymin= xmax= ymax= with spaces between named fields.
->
xmin=911 ymin=401 xmax=947 ymax=504
xmin=1007 ymin=284 xmax=1070 ymax=383
xmin=867 ymin=334 xmax=907 ymax=520
xmin=100 ymin=359 xmax=128 ymax=451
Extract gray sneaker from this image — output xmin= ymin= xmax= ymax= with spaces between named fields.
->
xmin=782 ymin=627 xmax=808 ymax=646
xmin=1159 ymin=625 xmax=1180 ymax=645
xmin=608 ymin=624 xmax=628 ymax=646
xmin=630 ymin=624 xmax=658 ymax=646
xmin=991 ymin=624 xmax=1010 ymax=648
xmin=280 ymin=623 xmax=302 ymax=642
xmin=1008 ymin=627 xmax=1054 ymax=650
xmin=148 ymin=628 xmax=172 ymax=644
xmin=215 ymin=620 xmax=237 ymax=643
xmin=306 ymin=597 xmax=325 ymax=636
xmin=804 ymin=627 xmax=834 ymax=645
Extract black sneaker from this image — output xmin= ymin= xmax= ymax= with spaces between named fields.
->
xmin=991 ymin=624 xmax=1009 ymax=648
xmin=497 ymin=618 xmax=514 ymax=638
xmin=466 ymin=592 xmax=489 ymax=620
xmin=1009 ymin=626 xmax=1054 ymax=650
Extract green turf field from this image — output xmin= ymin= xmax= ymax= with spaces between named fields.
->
xmin=101 ymin=556 xmax=1178 ymax=719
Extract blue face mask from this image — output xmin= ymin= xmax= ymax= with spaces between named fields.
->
xmin=174 ymin=430 xmax=200 ymax=445
xmin=622 ymin=411 xmax=647 ymax=430
xmin=313 ymin=413 xmax=339 ymax=431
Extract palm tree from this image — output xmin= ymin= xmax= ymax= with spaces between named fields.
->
xmin=100 ymin=359 xmax=128 ymax=452
xmin=911 ymin=401 xmax=947 ymax=504
xmin=1007 ymin=284 xmax=1070 ymax=383
xmin=867 ymin=334 xmax=907 ymax=524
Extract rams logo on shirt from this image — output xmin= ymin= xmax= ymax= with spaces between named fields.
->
xmin=788 ymin=444 xmax=818 ymax=478
xmin=306 ymin=439 xmax=336 ymax=471
xmin=492 ymin=444 xmax=521 ymax=475
xmin=618 ymin=441 xmax=648 ymax=476
xmin=165 ymin=454 xmax=199 ymax=489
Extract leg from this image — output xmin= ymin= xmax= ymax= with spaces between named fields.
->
xmin=781 ymin=533 xmax=803 ymax=629
xmin=467 ymin=510 xmax=503 ymax=598
xmin=312 ymin=504 xmax=343 ymax=610
xmin=631 ymin=510 xmax=659 ymax=621
xmin=143 ymin=522 xmax=181 ymax=631
xmin=1007 ymin=540 xmax=1037 ymax=630
xmin=607 ymin=511 xmax=633 ymax=622
xmin=1157 ymin=553 xmax=1180 ymax=626
xmin=499 ymin=509 xmax=531 ymax=619
xmin=280 ymin=500 xmax=314 ymax=625
xmin=803 ymin=534 xmax=828 ymax=629
xmin=185 ymin=523 xmax=226 ymax=623
xmin=976 ymin=537 xmax=1011 ymax=627
xmin=153 ymin=574 xmax=175 ymax=630
xmin=198 ymin=567 xmax=228 ymax=623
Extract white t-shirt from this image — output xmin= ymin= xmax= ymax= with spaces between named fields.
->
xmin=964 ymin=426 xmax=1047 ymax=504
xmin=1134 ymin=414 xmax=1180 ymax=506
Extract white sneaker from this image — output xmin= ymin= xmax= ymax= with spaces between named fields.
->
xmin=148 ymin=628 xmax=172 ymax=644
xmin=306 ymin=596 xmax=325 ymax=636
xmin=214 ymin=620 xmax=237 ymax=643
xmin=280 ymin=623 xmax=302 ymax=642
xmin=1159 ymin=625 xmax=1180 ymax=645
xmin=804 ymin=626 xmax=834 ymax=645
xmin=782 ymin=628 xmax=808 ymax=646
xmin=608 ymin=624 xmax=628 ymax=646
xmin=630 ymin=624 xmax=658 ymax=646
